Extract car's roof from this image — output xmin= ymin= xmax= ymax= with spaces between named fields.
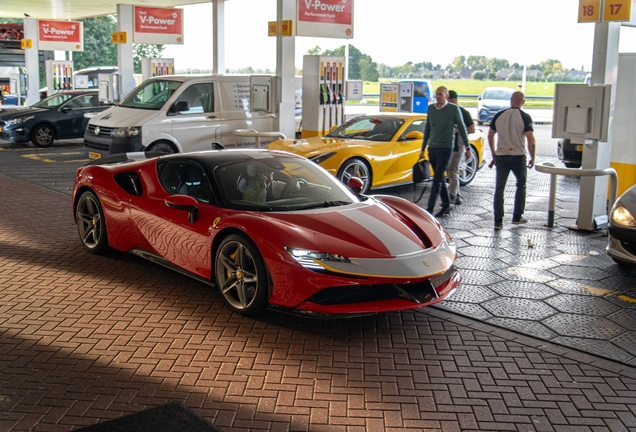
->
xmin=350 ymin=113 xmax=427 ymax=120
xmin=90 ymin=148 xmax=302 ymax=171
xmin=53 ymin=90 xmax=98 ymax=96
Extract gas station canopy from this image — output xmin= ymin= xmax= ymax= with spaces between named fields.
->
xmin=0 ymin=0 xmax=198 ymax=20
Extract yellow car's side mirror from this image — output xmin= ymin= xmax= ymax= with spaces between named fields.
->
xmin=328 ymin=125 xmax=338 ymax=133
xmin=404 ymin=131 xmax=424 ymax=140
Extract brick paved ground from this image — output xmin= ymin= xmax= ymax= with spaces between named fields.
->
xmin=2 ymin=175 xmax=636 ymax=431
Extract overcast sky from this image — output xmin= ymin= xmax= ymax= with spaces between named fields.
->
xmin=164 ymin=0 xmax=636 ymax=72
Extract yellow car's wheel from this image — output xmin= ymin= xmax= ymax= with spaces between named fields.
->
xmin=338 ymin=157 xmax=371 ymax=194
xmin=459 ymin=145 xmax=478 ymax=186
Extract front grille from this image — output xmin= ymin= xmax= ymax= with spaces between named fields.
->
xmin=84 ymin=141 xmax=110 ymax=151
xmin=86 ymin=124 xmax=115 ymax=137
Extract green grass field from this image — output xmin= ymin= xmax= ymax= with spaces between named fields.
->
xmin=358 ymin=80 xmax=557 ymax=108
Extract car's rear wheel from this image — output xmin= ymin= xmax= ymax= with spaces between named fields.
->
xmin=31 ymin=124 xmax=55 ymax=147
xmin=214 ymin=234 xmax=268 ymax=316
xmin=75 ymin=190 xmax=110 ymax=254
xmin=338 ymin=157 xmax=371 ymax=194
xmin=146 ymin=141 xmax=176 ymax=154
xmin=459 ymin=145 xmax=479 ymax=186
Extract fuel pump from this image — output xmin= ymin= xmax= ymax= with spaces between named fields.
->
xmin=302 ymin=55 xmax=346 ymax=138
xmin=338 ymin=61 xmax=345 ymax=125
xmin=46 ymin=60 xmax=74 ymax=94
xmin=141 ymin=58 xmax=175 ymax=81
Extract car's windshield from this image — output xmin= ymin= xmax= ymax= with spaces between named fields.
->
xmin=119 ymin=79 xmax=184 ymax=110
xmin=483 ymin=89 xmax=514 ymax=100
xmin=216 ymin=156 xmax=358 ymax=211
xmin=32 ymin=93 xmax=75 ymax=109
xmin=325 ymin=116 xmax=405 ymax=141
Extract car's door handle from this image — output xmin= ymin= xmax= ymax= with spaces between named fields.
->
xmin=207 ymin=115 xmax=217 ymax=119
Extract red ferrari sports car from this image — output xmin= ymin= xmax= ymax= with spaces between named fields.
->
xmin=73 ymin=149 xmax=460 ymax=317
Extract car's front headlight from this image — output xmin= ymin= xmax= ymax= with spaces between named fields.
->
xmin=611 ymin=202 xmax=636 ymax=228
xmin=7 ymin=116 xmax=34 ymax=125
xmin=286 ymin=247 xmax=350 ymax=270
xmin=111 ymin=127 xmax=141 ymax=137
xmin=310 ymin=152 xmax=336 ymax=165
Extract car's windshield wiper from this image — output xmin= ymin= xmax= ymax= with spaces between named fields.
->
xmin=295 ymin=201 xmax=351 ymax=210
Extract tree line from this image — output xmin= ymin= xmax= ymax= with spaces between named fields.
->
xmin=307 ymin=45 xmax=586 ymax=83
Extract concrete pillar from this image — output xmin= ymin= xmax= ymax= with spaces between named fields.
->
xmin=577 ymin=22 xmax=620 ymax=230
xmin=117 ymin=4 xmax=137 ymax=99
xmin=212 ymin=0 xmax=225 ymax=75
xmin=23 ymin=18 xmax=40 ymax=105
xmin=275 ymin=0 xmax=297 ymax=139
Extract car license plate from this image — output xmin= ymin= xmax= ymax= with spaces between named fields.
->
xmin=89 ymin=152 xmax=102 ymax=159
xmin=575 ymin=145 xmax=583 ymax=151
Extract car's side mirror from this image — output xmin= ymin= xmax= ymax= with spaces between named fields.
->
xmin=404 ymin=131 xmax=424 ymax=140
xmin=165 ymin=194 xmax=198 ymax=223
xmin=478 ymin=96 xmax=482 ymax=100
xmin=348 ymin=177 xmax=364 ymax=195
xmin=61 ymin=106 xmax=72 ymax=112
xmin=169 ymin=101 xmax=189 ymax=115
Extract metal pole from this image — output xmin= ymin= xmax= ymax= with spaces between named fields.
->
xmin=548 ymin=173 xmax=558 ymax=228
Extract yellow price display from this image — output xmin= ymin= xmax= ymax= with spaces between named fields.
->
xmin=579 ymin=0 xmax=601 ymax=22
xmin=603 ymin=0 xmax=632 ymax=21
xmin=268 ymin=21 xmax=277 ymax=37
xmin=20 ymin=39 xmax=33 ymax=49
xmin=111 ymin=31 xmax=127 ymax=44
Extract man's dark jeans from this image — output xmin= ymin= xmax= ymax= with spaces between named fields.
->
xmin=494 ymin=155 xmax=527 ymax=224
xmin=426 ymin=147 xmax=453 ymax=213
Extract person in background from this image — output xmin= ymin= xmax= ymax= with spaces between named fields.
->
xmin=487 ymin=91 xmax=536 ymax=230
xmin=447 ymin=90 xmax=475 ymax=205
xmin=419 ymin=86 xmax=470 ymax=217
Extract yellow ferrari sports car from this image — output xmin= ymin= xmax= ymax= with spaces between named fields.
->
xmin=268 ymin=113 xmax=485 ymax=194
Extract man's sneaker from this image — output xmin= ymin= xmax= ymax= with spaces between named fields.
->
xmin=455 ymin=197 xmax=462 ymax=205
xmin=494 ymin=224 xmax=503 ymax=231
xmin=435 ymin=206 xmax=451 ymax=217
xmin=512 ymin=217 xmax=528 ymax=225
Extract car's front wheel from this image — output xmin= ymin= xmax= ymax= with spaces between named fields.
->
xmin=214 ymin=234 xmax=269 ymax=316
xmin=31 ymin=124 xmax=55 ymax=147
xmin=459 ymin=145 xmax=479 ymax=186
xmin=146 ymin=141 xmax=176 ymax=154
xmin=75 ymin=190 xmax=110 ymax=254
xmin=338 ymin=157 xmax=371 ymax=194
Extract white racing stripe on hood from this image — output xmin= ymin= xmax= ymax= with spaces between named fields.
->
xmin=340 ymin=208 xmax=422 ymax=256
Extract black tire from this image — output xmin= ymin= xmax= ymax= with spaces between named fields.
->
xmin=337 ymin=157 xmax=371 ymax=194
xmin=31 ymin=124 xmax=55 ymax=147
xmin=214 ymin=234 xmax=269 ymax=316
xmin=147 ymin=142 xmax=176 ymax=154
xmin=75 ymin=190 xmax=110 ymax=254
xmin=459 ymin=145 xmax=479 ymax=186
xmin=564 ymin=162 xmax=581 ymax=169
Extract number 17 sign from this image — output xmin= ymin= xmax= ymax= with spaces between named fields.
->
xmin=578 ymin=0 xmax=632 ymax=22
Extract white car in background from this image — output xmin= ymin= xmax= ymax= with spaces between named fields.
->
xmin=607 ymin=183 xmax=636 ymax=266
xmin=476 ymin=87 xmax=514 ymax=125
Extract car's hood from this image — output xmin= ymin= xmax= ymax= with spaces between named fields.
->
xmin=268 ymin=136 xmax=368 ymax=158
xmin=259 ymin=201 xmax=454 ymax=278
xmin=480 ymin=99 xmax=510 ymax=110
xmin=88 ymin=106 xmax=161 ymax=127
xmin=0 ymin=107 xmax=48 ymax=120
xmin=265 ymin=202 xmax=434 ymax=258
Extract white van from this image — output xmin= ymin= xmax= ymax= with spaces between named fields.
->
xmin=84 ymin=74 xmax=276 ymax=157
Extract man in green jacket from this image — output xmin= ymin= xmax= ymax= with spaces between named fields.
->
xmin=419 ymin=86 xmax=470 ymax=217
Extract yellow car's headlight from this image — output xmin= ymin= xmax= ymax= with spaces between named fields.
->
xmin=611 ymin=202 xmax=636 ymax=228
